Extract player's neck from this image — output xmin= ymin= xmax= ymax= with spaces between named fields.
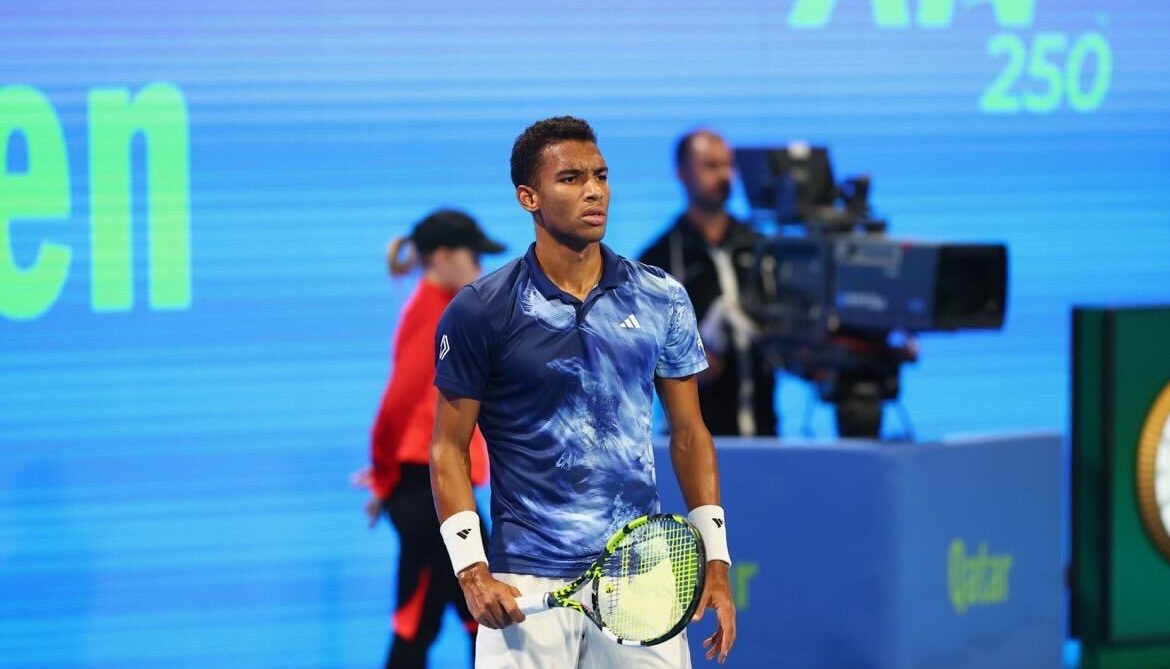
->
xmin=684 ymin=206 xmax=731 ymax=246
xmin=533 ymin=234 xmax=603 ymax=302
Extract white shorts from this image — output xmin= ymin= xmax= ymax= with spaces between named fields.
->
xmin=475 ymin=573 xmax=692 ymax=669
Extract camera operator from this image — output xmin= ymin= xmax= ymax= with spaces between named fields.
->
xmin=639 ymin=130 xmax=777 ymax=437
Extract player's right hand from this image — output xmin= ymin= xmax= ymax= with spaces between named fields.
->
xmin=694 ymin=561 xmax=737 ymax=664
xmin=456 ymin=563 xmax=525 ymax=629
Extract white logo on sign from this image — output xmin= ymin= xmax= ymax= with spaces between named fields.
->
xmin=439 ymin=334 xmax=450 ymax=360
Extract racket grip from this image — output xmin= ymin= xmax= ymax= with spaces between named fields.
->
xmin=516 ymin=593 xmax=552 ymax=615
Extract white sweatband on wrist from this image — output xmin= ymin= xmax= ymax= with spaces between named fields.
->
xmin=688 ymin=505 xmax=732 ymax=566
xmin=439 ymin=510 xmax=488 ymax=575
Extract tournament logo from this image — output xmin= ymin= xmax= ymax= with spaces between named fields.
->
xmin=1 ymin=83 xmax=191 ymax=320
xmin=786 ymin=0 xmax=1112 ymax=115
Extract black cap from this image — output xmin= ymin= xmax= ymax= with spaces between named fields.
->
xmin=410 ymin=209 xmax=506 ymax=255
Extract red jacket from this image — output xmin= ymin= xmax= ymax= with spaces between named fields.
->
xmin=370 ymin=280 xmax=489 ymax=498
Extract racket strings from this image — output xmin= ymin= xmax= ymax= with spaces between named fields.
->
xmin=597 ymin=516 xmax=701 ymax=641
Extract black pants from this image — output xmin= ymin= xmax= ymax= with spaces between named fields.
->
xmin=383 ymin=465 xmax=480 ymax=669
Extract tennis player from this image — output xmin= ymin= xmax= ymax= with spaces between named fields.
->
xmin=430 ymin=116 xmax=737 ymax=668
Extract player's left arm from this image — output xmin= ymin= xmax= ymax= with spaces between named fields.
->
xmin=656 ymin=374 xmax=737 ymax=664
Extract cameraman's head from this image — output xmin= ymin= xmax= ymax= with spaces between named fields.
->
xmin=675 ymin=130 xmax=734 ymax=214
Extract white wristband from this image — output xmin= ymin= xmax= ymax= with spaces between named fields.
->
xmin=688 ymin=505 xmax=731 ymax=566
xmin=439 ymin=510 xmax=488 ymax=575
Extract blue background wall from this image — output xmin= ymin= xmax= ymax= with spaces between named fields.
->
xmin=2 ymin=1 xmax=1169 ymax=666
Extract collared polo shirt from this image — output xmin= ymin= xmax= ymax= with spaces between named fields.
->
xmin=434 ymin=242 xmax=707 ymax=576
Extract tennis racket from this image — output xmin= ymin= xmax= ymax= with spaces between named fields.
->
xmin=515 ymin=513 xmax=706 ymax=646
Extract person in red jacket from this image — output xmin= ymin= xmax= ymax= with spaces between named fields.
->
xmin=361 ymin=209 xmax=504 ymax=669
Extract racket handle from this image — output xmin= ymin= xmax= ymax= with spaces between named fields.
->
xmin=516 ymin=593 xmax=552 ymax=616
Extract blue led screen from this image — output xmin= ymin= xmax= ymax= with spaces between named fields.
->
xmin=2 ymin=1 xmax=1169 ymax=666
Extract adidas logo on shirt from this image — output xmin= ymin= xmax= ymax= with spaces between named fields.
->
xmin=619 ymin=314 xmax=642 ymax=329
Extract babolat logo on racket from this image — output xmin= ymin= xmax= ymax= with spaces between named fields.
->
xmin=456 ymin=528 xmax=472 ymax=540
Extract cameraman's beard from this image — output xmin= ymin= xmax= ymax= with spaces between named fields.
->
xmin=692 ymin=181 xmax=731 ymax=212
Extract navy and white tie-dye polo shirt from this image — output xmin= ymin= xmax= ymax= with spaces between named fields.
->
xmin=434 ymin=242 xmax=707 ymax=577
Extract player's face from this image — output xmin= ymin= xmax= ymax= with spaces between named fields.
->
xmin=519 ymin=140 xmax=610 ymax=249
xmin=679 ymin=133 xmax=734 ymax=211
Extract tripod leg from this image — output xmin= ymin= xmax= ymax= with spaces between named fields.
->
xmin=835 ymin=395 xmax=883 ymax=439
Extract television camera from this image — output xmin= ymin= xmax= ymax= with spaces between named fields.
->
xmin=734 ymin=144 xmax=1008 ymax=439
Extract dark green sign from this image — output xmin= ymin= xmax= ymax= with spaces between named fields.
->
xmin=1073 ymin=306 xmax=1170 ymax=668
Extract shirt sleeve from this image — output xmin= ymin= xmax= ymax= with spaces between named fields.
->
xmin=434 ymin=286 xmax=495 ymax=400
xmin=656 ymin=277 xmax=710 ymax=378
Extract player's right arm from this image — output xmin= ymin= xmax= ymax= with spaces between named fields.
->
xmin=430 ymin=390 xmax=525 ymax=629
xmin=430 ymin=285 xmax=524 ymax=629
xmin=429 ymin=389 xmax=481 ymax=528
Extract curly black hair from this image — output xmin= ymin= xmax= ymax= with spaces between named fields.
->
xmin=510 ymin=116 xmax=597 ymax=187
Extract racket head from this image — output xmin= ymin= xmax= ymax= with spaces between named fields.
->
xmin=591 ymin=513 xmax=706 ymax=645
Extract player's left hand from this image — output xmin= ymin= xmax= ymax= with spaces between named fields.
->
xmin=692 ymin=560 xmax=737 ymax=664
